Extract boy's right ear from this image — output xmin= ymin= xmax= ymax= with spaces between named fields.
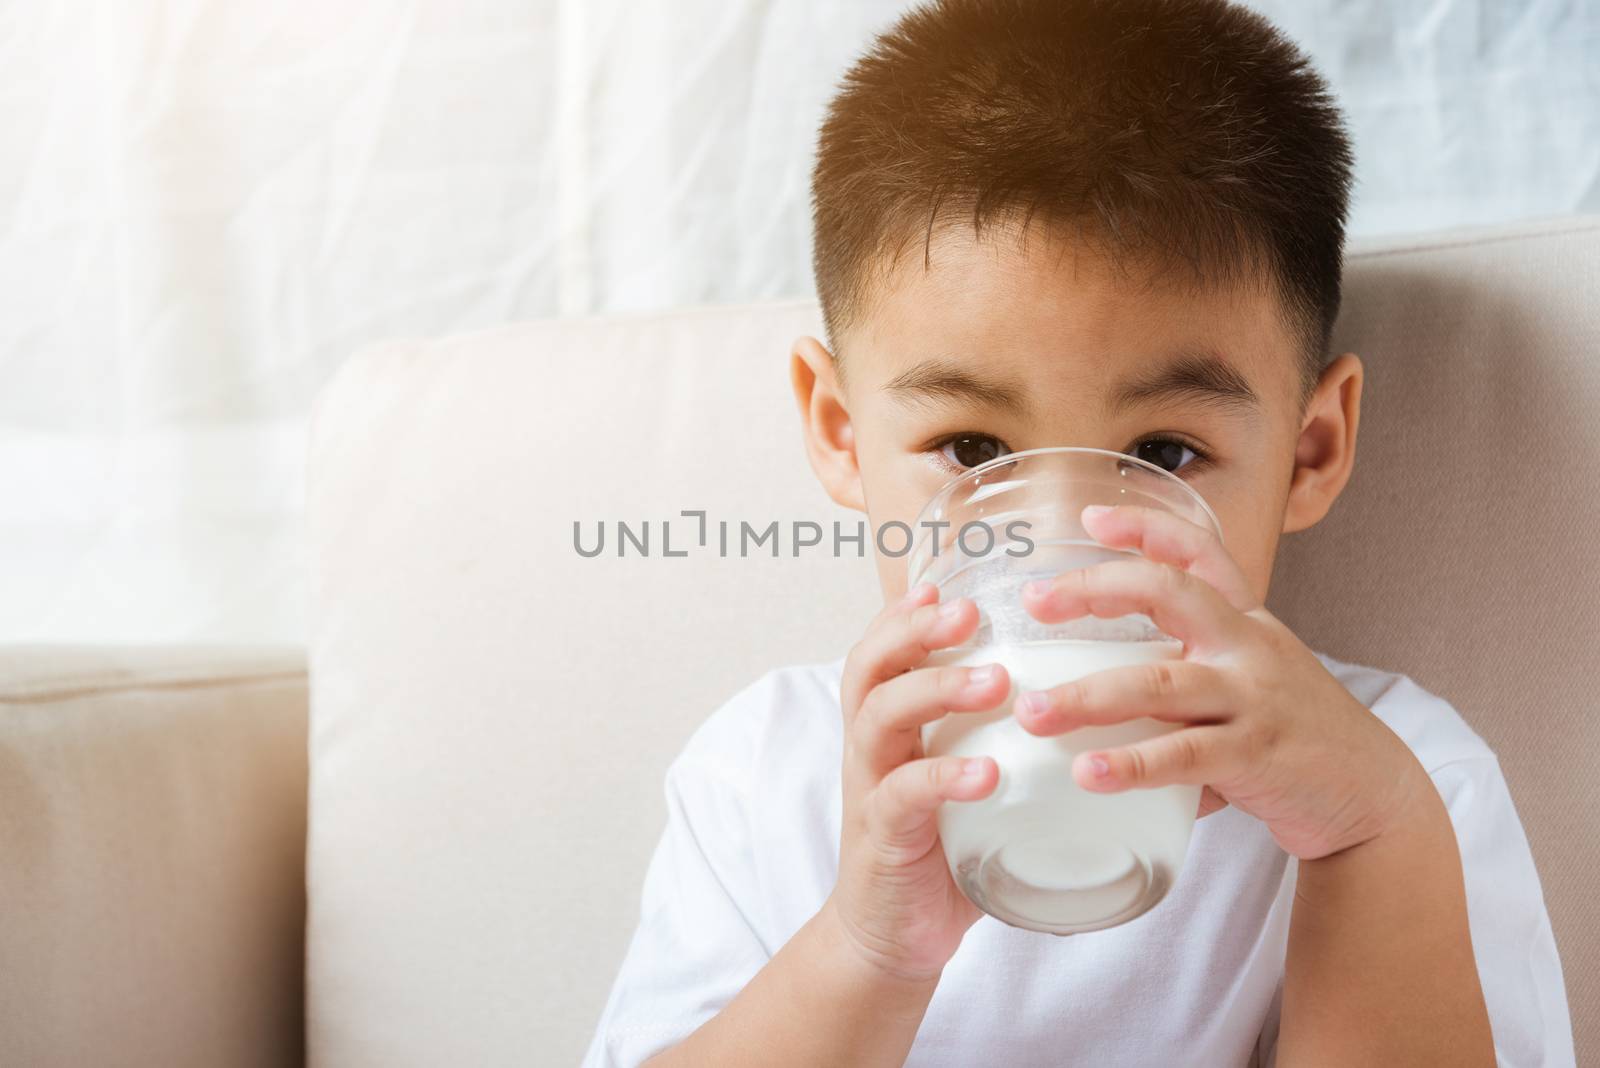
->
xmin=790 ymin=335 xmax=866 ymax=512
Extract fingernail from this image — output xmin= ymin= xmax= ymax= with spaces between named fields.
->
xmin=938 ymin=598 xmax=965 ymax=620
xmin=1089 ymin=754 xmax=1111 ymax=778
xmin=960 ymin=758 xmax=988 ymax=781
xmin=1023 ymin=579 xmax=1052 ymax=599
xmin=965 ymin=664 xmax=999 ymax=691
xmin=1015 ymin=690 xmax=1049 ymax=718
xmin=903 ymin=582 xmax=935 ymax=605
xmin=1082 ymin=505 xmax=1113 ymax=521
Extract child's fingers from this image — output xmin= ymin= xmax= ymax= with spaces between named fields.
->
xmin=839 ymin=596 xmax=980 ymax=719
xmin=1072 ymin=725 xmax=1236 ymax=793
xmin=866 ymin=755 xmax=998 ymax=860
xmin=1021 ymin=556 xmax=1243 ymax=651
xmin=888 ymin=581 xmax=940 ymax=618
xmin=1080 ymin=504 xmax=1257 ymax=611
xmin=851 ymin=662 xmax=1010 ymax=778
xmin=851 ymin=583 xmax=939 ymax=658
xmin=1013 ymin=659 xmax=1234 ymax=736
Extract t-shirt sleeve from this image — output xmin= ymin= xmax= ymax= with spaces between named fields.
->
xmin=580 ymin=729 xmax=772 ymax=1067
xmin=1430 ymin=754 xmax=1575 ymax=1066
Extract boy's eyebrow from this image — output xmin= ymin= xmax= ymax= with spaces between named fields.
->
xmin=883 ymin=359 xmax=1030 ymax=414
xmin=883 ymin=350 xmax=1261 ymax=416
xmin=1110 ymin=350 xmax=1261 ymax=414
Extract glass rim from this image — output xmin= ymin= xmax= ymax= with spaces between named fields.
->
xmin=910 ymin=444 xmax=1223 ymax=543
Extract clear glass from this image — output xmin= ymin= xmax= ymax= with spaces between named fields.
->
xmin=910 ymin=446 xmax=1222 ymax=935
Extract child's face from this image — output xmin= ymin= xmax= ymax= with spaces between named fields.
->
xmin=792 ymin=224 xmax=1363 ymax=605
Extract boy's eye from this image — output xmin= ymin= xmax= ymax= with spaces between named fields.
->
xmin=939 ymin=433 xmax=1012 ymax=470
xmin=1130 ymin=437 xmax=1200 ymax=473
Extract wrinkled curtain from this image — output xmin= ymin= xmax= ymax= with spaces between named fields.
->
xmin=1 ymin=0 xmax=1595 ymax=643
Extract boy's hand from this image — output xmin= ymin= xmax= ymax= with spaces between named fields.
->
xmin=1016 ymin=504 xmax=1427 ymax=861
xmin=824 ymin=585 xmax=1009 ymax=985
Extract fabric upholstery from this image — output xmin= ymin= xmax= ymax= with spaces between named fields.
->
xmin=306 ymin=216 xmax=1598 ymax=1065
xmin=0 ymin=644 xmax=308 ymax=1068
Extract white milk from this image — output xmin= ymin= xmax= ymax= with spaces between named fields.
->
xmin=923 ymin=639 xmax=1200 ymax=934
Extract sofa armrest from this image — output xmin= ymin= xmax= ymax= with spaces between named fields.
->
xmin=0 ymin=645 xmax=308 ymax=1068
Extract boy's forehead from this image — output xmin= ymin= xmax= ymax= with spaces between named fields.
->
xmin=847 ymin=223 xmax=1303 ymax=410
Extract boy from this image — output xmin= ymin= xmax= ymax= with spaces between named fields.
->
xmin=584 ymin=0 xmax=1572 ymax=1064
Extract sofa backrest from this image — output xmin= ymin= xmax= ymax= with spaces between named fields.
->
xmin=306 ymin=216 xmax=1599 ymax=1065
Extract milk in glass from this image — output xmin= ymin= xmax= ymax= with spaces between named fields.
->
xmin=923 ymin=638 xmax=1199 ymax=933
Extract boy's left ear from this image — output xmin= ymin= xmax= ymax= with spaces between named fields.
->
xmin=790 ymin=335 xmax=867 ymax=512
xmin=1282 ymin=352 xmax=1363 ymax=534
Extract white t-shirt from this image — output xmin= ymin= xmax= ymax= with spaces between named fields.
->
xmin=583 ymin=653 xmax=1574 ymax=1067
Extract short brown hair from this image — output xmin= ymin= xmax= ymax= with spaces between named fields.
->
xmin=811 ymin=0 xmax=1354 ymax=389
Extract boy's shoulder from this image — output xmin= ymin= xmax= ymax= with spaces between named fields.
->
xmin=1314 ymin=652 xmax=1497 ymax=773
xmin=669 ymin=658 xmax=846 ymax=793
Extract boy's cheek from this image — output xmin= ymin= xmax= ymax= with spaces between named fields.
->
xmin=855 ymin=457 xmax=937 ymax=531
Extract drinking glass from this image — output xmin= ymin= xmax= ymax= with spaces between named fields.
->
xmin=909 ymin=446 xmax=1222 ymax=934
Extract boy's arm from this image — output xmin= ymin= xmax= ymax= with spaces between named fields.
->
xmin=595 ymin=594 xmax=1006 ymax=1067
xmin=647 ymin=899 xmax=935 ymax=1067
xmin=1277 ymin=737 xmax=1574 ymax=1068
xmin=1023 ymin=505 xmax=1505 ymax=1064
xmin=1279 ymin=759 xmax=1494 ymax=1066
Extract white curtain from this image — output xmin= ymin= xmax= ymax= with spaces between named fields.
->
xmin=2 ymin=0 xmax=1595 ymax=644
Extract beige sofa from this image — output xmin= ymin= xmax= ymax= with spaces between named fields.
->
xmin=3 ymin=216 xmax=1596 ymax=1066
